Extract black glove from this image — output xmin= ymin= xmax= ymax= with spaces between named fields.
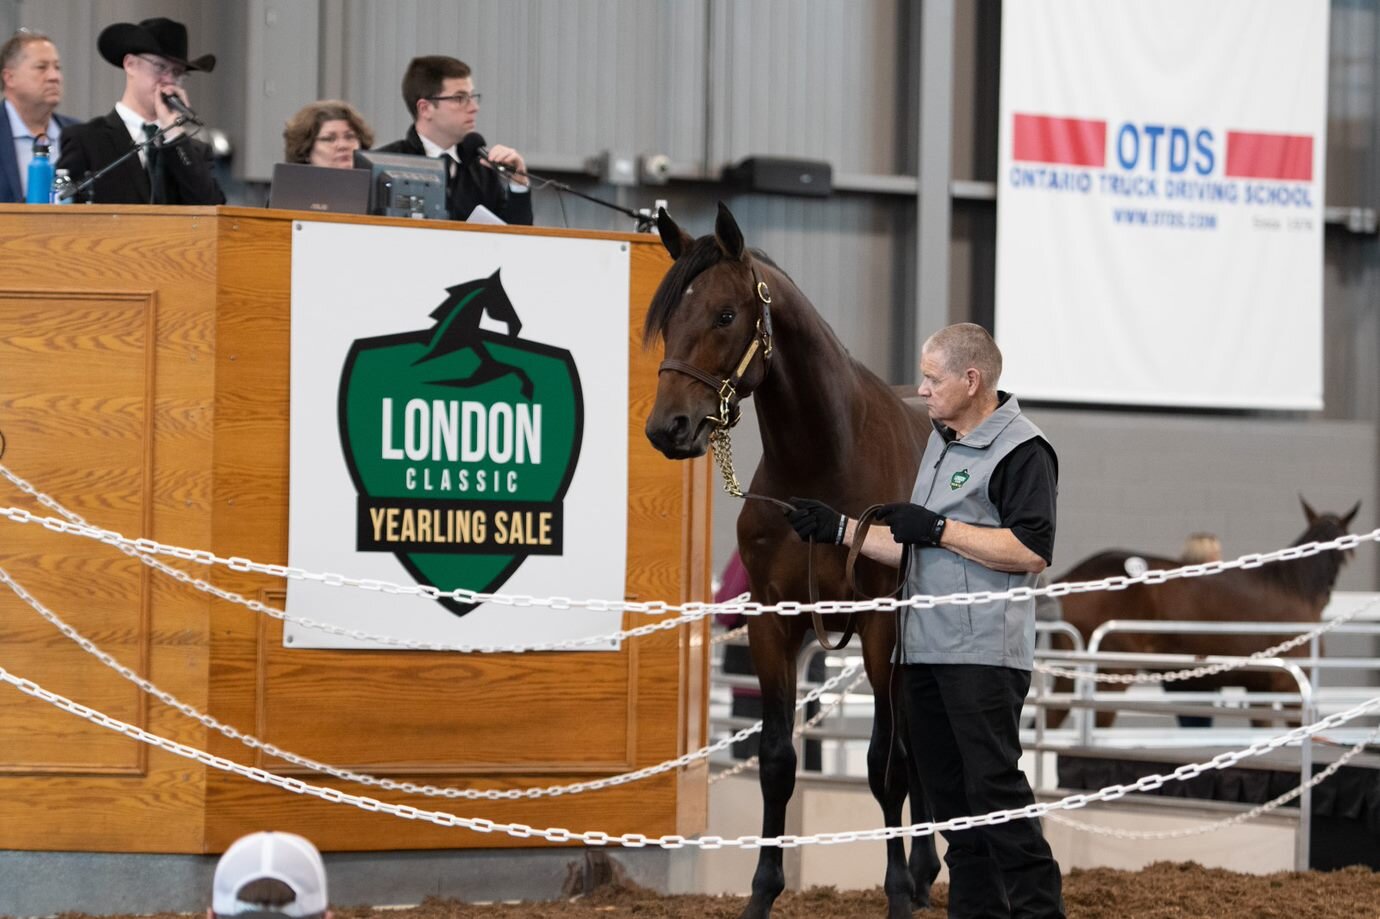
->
xmin=875 ymin=502 xmax=947 ymax=546
xmin=784 ymin=497 xmax=846 ymax=544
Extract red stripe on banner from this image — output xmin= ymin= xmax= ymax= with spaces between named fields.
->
xmin=1012 ymin=114 xmax=1106 ymax=167
xmin=1225 ymin=131 xmax=1313 ymax=181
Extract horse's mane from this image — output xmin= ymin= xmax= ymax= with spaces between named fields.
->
xmin=642 ymin=238 xmax=779 ymax=346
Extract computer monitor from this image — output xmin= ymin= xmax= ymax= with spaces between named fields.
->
xmin=352 ymin=149 xmax=449 ymax=220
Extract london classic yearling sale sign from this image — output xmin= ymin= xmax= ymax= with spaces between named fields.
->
xmin=287 ymin=222 xmax=628 ymax=650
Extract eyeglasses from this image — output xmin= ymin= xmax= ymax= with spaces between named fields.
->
xmin=315 ymin=131 xmax=360 ymax=146
xmin=137 ymin=54 xmax=186 ymax=83
xmin=426 ymin=92 xmax=481 ymax=107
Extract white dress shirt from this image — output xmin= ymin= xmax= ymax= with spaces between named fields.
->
xmin=6 ymin=99 xmax=63 ymax=196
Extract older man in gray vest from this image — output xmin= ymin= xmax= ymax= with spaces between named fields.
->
xmin=787 ymin=322 xmax=1064 ymax=918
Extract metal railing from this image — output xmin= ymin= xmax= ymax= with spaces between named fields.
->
xmin=710 ymin=613 xmax=1380 ymax=869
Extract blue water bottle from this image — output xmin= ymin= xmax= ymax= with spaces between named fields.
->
xmin=25 ymin=134 xmax=54 ymax=204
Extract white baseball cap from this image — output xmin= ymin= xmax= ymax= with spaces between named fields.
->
xmin=211 ymin=832 xmax=328 ymax=918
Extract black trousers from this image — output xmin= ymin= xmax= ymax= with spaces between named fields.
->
xmin=902 ymin=663 xmax=1065 ymax=919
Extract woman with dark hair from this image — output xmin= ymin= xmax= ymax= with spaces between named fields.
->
xmin=282 ymin=100 xmax=373 ymax=168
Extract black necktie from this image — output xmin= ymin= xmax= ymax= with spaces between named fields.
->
xmin=439 ymin=153 xmax=459 ymax=217
xmin=142 ymin=123 xmax=161 ymax=203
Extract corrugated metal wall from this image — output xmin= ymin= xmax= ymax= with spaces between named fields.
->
xmin=6 ymin=0 xmax=1378 ymax=586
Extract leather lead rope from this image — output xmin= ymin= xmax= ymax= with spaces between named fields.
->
xmin=732 ymin=499 xmax=911 ymax=653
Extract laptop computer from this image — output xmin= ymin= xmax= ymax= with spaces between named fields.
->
xmin=268 ymin=162 xmax=371 ymax=215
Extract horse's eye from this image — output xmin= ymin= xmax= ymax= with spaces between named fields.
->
xmin=715 ymin=310 xmax=735 ymax=327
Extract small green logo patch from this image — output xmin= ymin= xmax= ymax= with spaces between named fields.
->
xmin=949 ymin=469 xmax=970 ymax=490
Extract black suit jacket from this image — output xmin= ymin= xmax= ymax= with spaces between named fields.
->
xmin=55 ymin=109 xmax=225 ymax=206
xmin=376 ymin=126 xmax=532 ymax=226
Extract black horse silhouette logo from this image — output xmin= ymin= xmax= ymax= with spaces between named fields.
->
xmin=413 ymin=271 xmax=535 ymax=399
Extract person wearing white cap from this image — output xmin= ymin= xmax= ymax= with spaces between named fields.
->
xmin=210 ymin=831 xmax=330 ymax=919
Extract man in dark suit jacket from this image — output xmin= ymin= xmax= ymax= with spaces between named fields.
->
xmin=376 ymin=55 xmax=532 ymax=225
xmin=0 ymin=30 xmax=79 ymax=203
xmin=56 ymin=17 xmax=224 ymax=206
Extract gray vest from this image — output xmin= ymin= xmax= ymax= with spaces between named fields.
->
xmin=900 ymin=394 xmax=1047 ymax=670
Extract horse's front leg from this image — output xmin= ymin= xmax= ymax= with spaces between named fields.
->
xmin=864 ymin=642 xmax=934 ymax=918
xmin=739 ymin=618 xmax=801 ymax=919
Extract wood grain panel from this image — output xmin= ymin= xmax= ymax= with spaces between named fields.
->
xmin=0 ymin=208 xmax=219 ymax=851
xmin=0 ymin=290 xmax=154 ymax=775
xmin=0 ymin=207 xmax=707 ymax=852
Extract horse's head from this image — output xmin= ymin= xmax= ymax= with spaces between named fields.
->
xmin=1299 ymin=496 xmax=1362 ymax=545
xmin=1297 ymin=496 xmax=1362 ymax=590
xmin=642 ymin=204 xmax=773 ymax=459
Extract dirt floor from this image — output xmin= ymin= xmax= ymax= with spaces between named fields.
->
xmin=71 ymin=861 xmax=1380 ymax=919
xmin=354 ymin=863 xmax=1380 ymax=918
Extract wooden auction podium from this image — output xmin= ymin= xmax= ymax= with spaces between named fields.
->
xmin=0 ymin=205 xmax=711 ymax=853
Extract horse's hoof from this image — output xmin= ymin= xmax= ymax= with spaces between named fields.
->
xmin=911 ymin=892 xmax=932 ymax=910
xmin=736 ymin=900 xmax=772 ymax=919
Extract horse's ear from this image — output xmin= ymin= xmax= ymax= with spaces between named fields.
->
xmin=714 ymin=201 xmax=747 ymax=262
xmin=1342 ymin=500 xmax=1361 ymax=529
xmin=656 ymin=207 xmax=694 ymax=261
xmin=1300 ymin=494 xmax=1319 ymax=525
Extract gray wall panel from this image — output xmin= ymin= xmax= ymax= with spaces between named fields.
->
xmin=337 ymin=0 xmax=706 ymax=164
xmin=711 ymin=0 xmax=903 ymax=175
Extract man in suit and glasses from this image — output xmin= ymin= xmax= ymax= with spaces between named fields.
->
xmin=57 ymin=16 xmax=224 ymax=205
xmin=377 ymin=55 xmax=532 ymax=225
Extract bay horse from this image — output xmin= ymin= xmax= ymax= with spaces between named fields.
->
xmin=644 ymin=204 xmax=939 ymax=919
xmin=1049 ymin=498 xmax=1361 ymax=727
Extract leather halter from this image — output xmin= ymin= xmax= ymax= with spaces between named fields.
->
xmin=657 ymin=265 xmax=774 ymax=429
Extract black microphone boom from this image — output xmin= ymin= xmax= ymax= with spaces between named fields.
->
xmin=160 ymin=93 xmax=203 ymax=126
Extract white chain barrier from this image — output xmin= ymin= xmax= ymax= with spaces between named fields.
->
xmin=0 ymin=464 xmax=741 ymax=653
xmin=1044 ymin=726 xmax=1380 ymax=840
xmin=711 ymin=666 xmax=873 ymax=784
xmin=1032 ymin=594 xmax=1380 ymax=684
xmin=3 ymin=461 xmax=1377 ymax=624
xmin=4 ymin=461 xmax=1379 ymax=844
xmin=0 ymin=563 xmax=857 ymax=801
xmin=3 ymin=657 xmax=1377 ymax=848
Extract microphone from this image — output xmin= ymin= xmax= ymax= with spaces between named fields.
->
xmin=461 ymin=131 xmax=524 ymax=180
xmin=459 ymin=132 xmax=488 ymax=166
xmin=160 ymin=92 xmax=203 ymax=126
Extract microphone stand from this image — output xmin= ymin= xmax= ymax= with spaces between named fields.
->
xmin=484 ymin=159 xmax=657 ymax=232
xmin=61 ymin=115 xmax=191 ymax=203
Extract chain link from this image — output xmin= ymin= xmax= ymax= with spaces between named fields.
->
xmin=7 ymin=460 xmax=1380 ymax=843
xmin=1046 ymin=726 xmax=1380 ymax=839
xmin=0 ymin=560 xmax=859 ymax=801
xmin=4 ymin=657 xmax=1377 ymax=849
xmin=1033 ymin=595 xmax=1380 ymax=685
xmin=1 ymin=457 xmax=1375 ymax=624
xmin=711 ymin=666 xmax=872 ymax=783
xmin=709 ymin=427 xmax=745 ymax=498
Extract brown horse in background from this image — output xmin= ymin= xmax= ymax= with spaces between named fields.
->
xmin=1050 ymin=498 xmax=1361 ymax=727
xmin=643 ymin=204 xmax=939 ymax=919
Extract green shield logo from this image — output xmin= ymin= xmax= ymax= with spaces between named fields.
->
xmin=949 ymin=469 xmax=970 ymax=490
xmin=338 ymin=269 xmax=583 ymax=616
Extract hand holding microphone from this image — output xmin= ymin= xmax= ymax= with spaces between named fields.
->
xmin=157 ymin=89 xmax=203 ymax=129
xmin=459 ymin=132 xmax=528 ymax=187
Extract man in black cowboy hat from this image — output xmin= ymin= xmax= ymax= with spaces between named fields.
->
xmin=57 ymin=17 xmax=223 ymax=205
